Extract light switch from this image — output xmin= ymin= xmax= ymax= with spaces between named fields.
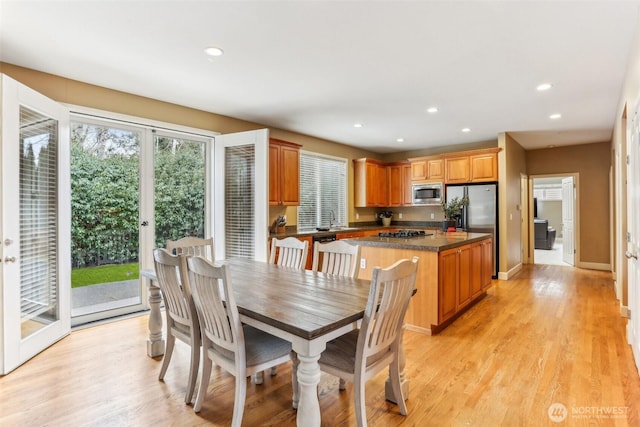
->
xmin=360 ymin=258 xmax=366 ymax=269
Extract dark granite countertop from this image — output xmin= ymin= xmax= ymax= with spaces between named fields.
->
xmin=343 ymin=232 xmax=492 ymax=252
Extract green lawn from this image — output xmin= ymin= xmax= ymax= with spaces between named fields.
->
xmin=71 ymin=262 xmax=139 ymax=288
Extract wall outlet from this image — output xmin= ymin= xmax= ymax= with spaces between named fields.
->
xmin=360 ymin=258 xmax=366 ymax=269
xmin=398 ymin=212 xmax=403 ymax=219
xmin=430 ymin=213 xmax=435 ymax=219
xmin=355 ymin=212 xmax=359 ymax=219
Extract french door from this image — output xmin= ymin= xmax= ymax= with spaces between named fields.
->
xmin=561 ymin=176 xmax=575 ymax=266
xmin=0 ymin=75 xmax=71 ymax=374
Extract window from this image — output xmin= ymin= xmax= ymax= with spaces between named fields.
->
xmin=298 ymin=152 xmax=347 ymax=231
xmin=533 ymin=186 xmax=562 ymax=201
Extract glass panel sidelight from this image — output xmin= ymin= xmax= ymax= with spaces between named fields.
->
xmin=70 ymin=121 xmax=142 ymax=317
xmin=19 ymin=106 xmax=59 ymax=338
xmin=225 ymin=145 xmax=255 ymax=258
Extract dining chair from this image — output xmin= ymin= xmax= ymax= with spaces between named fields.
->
xmin=269 ymin=236 xmax=309 ymax=269
xmin=317 ymin=256 xmax=419 ymax=427
xmin=166 ymin=236 xmax=214 ymax=260
xmin=186 ymin=256 xmax=295 ymax=426
xmin=152 ymin=248 xmax=201 ymax=404
xmin=312 ymin=240 xmax=361 ymax=278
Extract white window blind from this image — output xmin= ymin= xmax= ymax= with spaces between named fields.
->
xmin=298 ymin=152 xmax=347 ymax=231
xmin=533 ymin=186 xmax=563 ymax=201
xmin=225 ymin=145 xmax=255 ymax=258
xmin=20 ymin=106 xmax=59 ymax=322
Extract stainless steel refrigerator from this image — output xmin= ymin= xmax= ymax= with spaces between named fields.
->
xmin=446 ymin=183 xmax=498 ymax=277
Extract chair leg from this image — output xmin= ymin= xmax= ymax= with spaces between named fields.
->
xmin=339 ymin=378 xmax=346 ymax=390
xmin=390 ymin=357 xmax=408 ymax=415
xmin=158 ymin=333 xmax=175 ymax=380
xmin=290 ymin=351 xmax=299 ymax=409
xmin=271 ymin=366 xmax=278 ymax=376
xmin=193 ymin=356 xmax=212 ymax=413
xmin=231 ymin=374 xmax=247 ymax=427
xmin=354 ymin=373 xmax=368 ymax=427
xmin=252 ymin=371 xmax=264 ymax=384
xmin=185 ymin=337 xmax=201 ymax=404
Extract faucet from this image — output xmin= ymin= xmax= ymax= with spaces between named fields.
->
xmin=329 ymin=210 xmax=336 ymax=229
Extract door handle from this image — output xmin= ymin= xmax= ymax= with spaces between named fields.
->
xmin=4 ymin=256 xmax=16 ymax=263
xmin=625 ymin=251 xmax=638 ymax=260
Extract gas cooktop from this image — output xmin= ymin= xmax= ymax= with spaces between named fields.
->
xmin=378 ymin=230 xmax=430 ymax=238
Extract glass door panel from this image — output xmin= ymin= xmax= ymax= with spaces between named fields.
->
xmin=153 ymin=134 xmax=206 ymax=247
xmin=70 ymin=120 xmax=144 ymax=322
xmin=1 ymin=74 xmax=70 ymax=375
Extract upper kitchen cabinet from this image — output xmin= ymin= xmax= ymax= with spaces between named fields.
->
xmin=409 ymin=156 xmax=444 ymax=182
xmin=444 ymin=148 xmax=499 ymax=184
xmin=354 ymin=158 xmax=388 ymax=207
xmin=269 ymin=138 xmax=301 ymax=206
xmin=387 ymin=162 xmax=412 ymax=207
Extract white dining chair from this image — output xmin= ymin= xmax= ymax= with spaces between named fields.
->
xmin=269 ymin=237 xmax=309 ymax=269
xmin=167 ymin=236 xmax=214 ymax=260
xmin=152 ymin=248 xmax=201 ymax=404
xmin=312 ymin=240 xmax=361 ymax=278
xmin=317 ymin=256 xmax=419 ymax=427
xmin=186 ymin=256 xmax=295 ymax=426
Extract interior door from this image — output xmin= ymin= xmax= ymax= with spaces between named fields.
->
xmin=0 ymin=75 xmax=71 ymax=374
xmin=213 ymin=129 xmax=269 ymax=262
xmin=562 ymin=176 xmax=575 ymax=266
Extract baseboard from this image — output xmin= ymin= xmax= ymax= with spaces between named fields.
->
xmin=498 ymin=263 xmax=522 ymax=280
xmin=577 ymin=261 xmax=612 ymax=271
xmin=621 ymin=305 xmax=630 ymax=318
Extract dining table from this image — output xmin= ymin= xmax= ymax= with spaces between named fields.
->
xmin=141 ymin=256 xmax=409 ymax=427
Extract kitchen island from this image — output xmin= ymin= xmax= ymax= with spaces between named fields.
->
xmin=346 ymin=231 xmax=493 ymax=335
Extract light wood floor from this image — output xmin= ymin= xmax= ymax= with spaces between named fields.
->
xmin=2 ymin=264 xmax=640 ymax=426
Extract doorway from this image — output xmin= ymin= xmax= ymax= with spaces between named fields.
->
xmin=532 ymin=175 xmax=577 ymax=266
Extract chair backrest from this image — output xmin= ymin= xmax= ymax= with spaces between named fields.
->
xmin=153 ymin=248 xmax=195 ymax=328
xmin=167 ymin=236 xmax=214 ymax=261
xmin=312 ymin=240 xmax=361 ymax=278
xmin=357 ymin=256 xmax=419 ymax=366
xmin=269 ymin=237 xmax=309 ymax=270
xmin=186 ymin=256 xmax=243 ymax=357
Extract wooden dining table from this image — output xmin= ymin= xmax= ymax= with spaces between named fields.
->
xmin=141 ymin=257 xmax=407 ymax=427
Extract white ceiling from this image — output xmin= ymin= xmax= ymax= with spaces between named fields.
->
xmin=1 ymin=1 xmax=639 ymax=153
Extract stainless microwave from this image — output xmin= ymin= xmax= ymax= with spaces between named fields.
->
xmin=412 ymin=182 xmax=443 ymax=205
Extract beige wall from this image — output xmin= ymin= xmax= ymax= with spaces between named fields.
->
xmin=526 ymin=141 xmax=611 ymax=264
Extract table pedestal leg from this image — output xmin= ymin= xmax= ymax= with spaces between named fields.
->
xmin=385 ymin=329 xmax=408 ymax=403
xmin=147 ymin=281 xmax=165 ymax=358
xmin=296 ymin=353 xmax=321 ymax=427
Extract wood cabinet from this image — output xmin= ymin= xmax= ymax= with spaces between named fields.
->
xmin=354 ymin=158 xmax=388 ymax=207
xmin=444 ymin=148 xmax=499 ymax=184
xmin=269 ymin=139 xmax=301 ymax=206
xmin=437 ymin=238 xmax=493 ymax=323
xmin=410 ymin=156 xmax=444 ymax=182
xmin=357 ymin=235 xmax=492 ymax=335
xmin=387 ymin=162 xmax=412 ymax=207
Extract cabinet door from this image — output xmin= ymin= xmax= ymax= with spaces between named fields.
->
xmin=438 ymin=248 xmax=458 ymax=322
xmin=268 ymin=144 xmax=280 ymax=205
xmin=445 ymin=156 xmax=470 ymax=183
xmin=374 ymin=164 xmax=388 ymax=206
xmin=427 ymin=158 xmax=444 ymax=181
xmin=470 ymin=153 xmax=497 ymax=182
xmin=457 ymin=245 xmax=471 ymax=308
xmin=402 ymin=164 xmax=413 ymax=205
xmin=411 ymin=160 xmax=427 ymax=180
xmin=481 ymin=238 xmax=493 ymax=289
xmin=387 ymin=164 xmax=402 ymax=207
xmin=469 ymin=241 xmax=483 ymax=298
xmin=279 ymin=144 xmax=300 ymax=205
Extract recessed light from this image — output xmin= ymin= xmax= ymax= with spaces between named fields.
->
xmin=396 ymin=138 xmax=404 ymax=143
xmin=353 ymin=123 xmax=363 ymax=128
xmin=204 ymin=46 xmax=224 ymax=57
xmin=461 ymin=128 xmax=471 ymax=133
xmin=426 ymin=107 xmax=439 ymax=114
xmin=536 ymin=83 xmax=553 ymax=91
xmin=549 ymin=113 xmax=562 ymax=120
